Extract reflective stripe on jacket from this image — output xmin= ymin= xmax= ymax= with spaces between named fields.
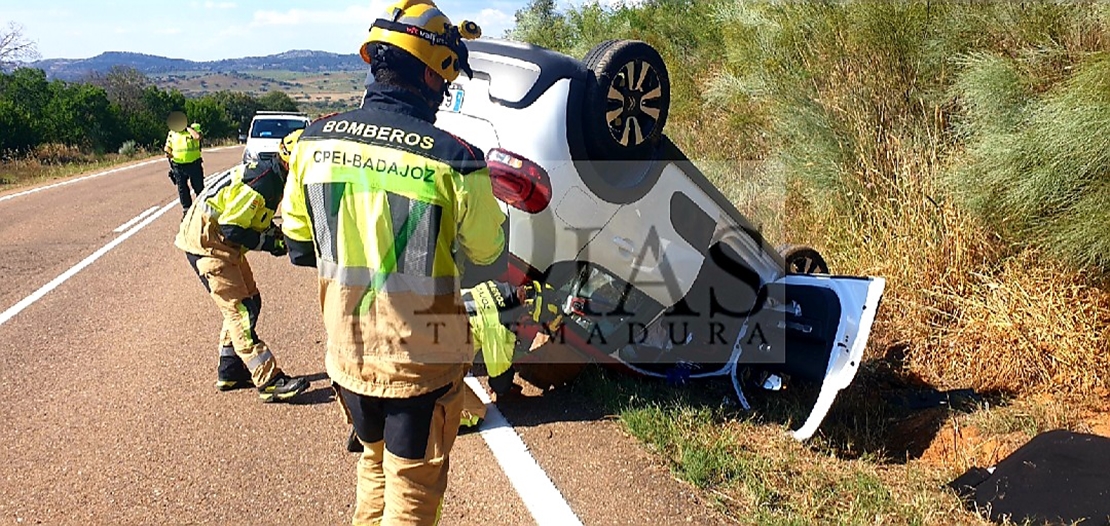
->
xmin=166 ymin=129 xmax=202 ymax=164
xmin=175 ymin=159 xmax=286 ymax=259
xmin=281 ymin=84 xmax=507 ymax=398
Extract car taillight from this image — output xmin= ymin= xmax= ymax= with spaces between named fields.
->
xmin=487 ymin=148 xmax=551 ymax=213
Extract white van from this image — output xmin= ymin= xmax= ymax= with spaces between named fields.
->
xmin=242 ymin=111 xmax=311 ymax=164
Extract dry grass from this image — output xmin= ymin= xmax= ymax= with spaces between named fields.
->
xmin=0 ymin=148 xmax=139 ymax=190
xmin=0 ymin=140 xmax=237 ymax=191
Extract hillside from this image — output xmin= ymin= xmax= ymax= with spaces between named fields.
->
xmin=31 ymin=50 xmax=365 ymax=81
xmin=153 ymin=70 xmax=366 ymax=113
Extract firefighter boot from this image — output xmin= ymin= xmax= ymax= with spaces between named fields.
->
xmin=216 ymin=346 xmax=253 ymax=392
xmin=257 ymin=372 xmax=309 ymax=403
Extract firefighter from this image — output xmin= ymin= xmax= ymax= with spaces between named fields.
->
xmin=165 ymin=111 xmax=205 ymax=213
xmin=175 ymin=130 xmax=310 ymax=403
xmin=280 ymin=2 xmax=503 ymax=523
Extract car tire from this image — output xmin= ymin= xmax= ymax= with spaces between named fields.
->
xmin=582 ymin=40 xmax=671 ymax=160
xmin=778 ymin=244 xmax=830 ymax=275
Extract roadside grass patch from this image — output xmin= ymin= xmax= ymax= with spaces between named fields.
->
xmin=567 ymin=365 xmax=1103 ymax=525
xmin=0 ymin=139 xmax=235 ymax=190
xmin=568 ymin=368 xmax=987 ymax=525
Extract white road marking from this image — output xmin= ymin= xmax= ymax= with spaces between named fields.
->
xmin=0 ymin=159 xmax=161 ymax=203
xmin=0 ymin=146 xmax=239 ymax=204
xmin=0 ymin=199 xmax=179 ymax=328
xmin=464 ymin=377 xmax=584 ymax=526
xmin=113 ymin=206 xmax=160 ymax=233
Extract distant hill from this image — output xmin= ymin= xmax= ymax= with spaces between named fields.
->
xmin=31 ymin=50 xmax=365 ymax=80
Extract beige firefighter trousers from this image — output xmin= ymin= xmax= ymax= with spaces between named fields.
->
xmin=336 ymin=378 xmax=466 ymax=526
xmin=189 ymin=253 xmax=281 ymax=386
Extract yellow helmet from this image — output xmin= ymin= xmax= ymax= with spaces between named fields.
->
xmin=360 ymin=0 xmax=482 ymax=83
xmin=279 ymin=129 xmax=303 ymax=166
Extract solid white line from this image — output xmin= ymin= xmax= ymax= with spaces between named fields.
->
xmin=464 ymin=377 xmax=584 ymax=526
xmin=0 ymin=199 xmax=179 ymax=327
xmin=0 ymin=145 xmax=239 ymax=204
xmin=0 ymin=159 xmax=162 ymax=203
xmin=113 ymin=206 xmax=160 ymax=233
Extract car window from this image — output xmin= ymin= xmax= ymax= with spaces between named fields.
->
xmin=250 ymin=119 xmax=307 ymax=139
xmin=563 ymin=265 xmax=654 ymax=344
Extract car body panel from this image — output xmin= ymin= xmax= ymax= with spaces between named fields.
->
xmin=435 ymin=72 xmax=621 ymax=277
xmin=586 ymin=162 xmax=721 ymax=306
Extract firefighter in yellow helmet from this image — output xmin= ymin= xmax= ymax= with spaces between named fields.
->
xmin=164 ymin=111 xmax=205 ymax=213
xmin=280 ymin=1 xmax=503 ymax=524
xmin=175 ymin=129 xmax=310 ymax=403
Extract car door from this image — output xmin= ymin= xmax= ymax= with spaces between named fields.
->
xmin=735 ymin=273 xmax=886 ymax=440
xmin=582 ymin=161 xmax=713 ymax=310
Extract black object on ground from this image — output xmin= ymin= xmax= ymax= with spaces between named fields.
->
xmin=949 ymin=429 xmax=1110 ymax=526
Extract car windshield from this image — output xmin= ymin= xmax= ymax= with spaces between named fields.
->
xmin=250 ymin=119 xmax=305 ymax=139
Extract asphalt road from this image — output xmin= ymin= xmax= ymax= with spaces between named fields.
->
xmin=0 ymin=148 xmax=725 ymax=525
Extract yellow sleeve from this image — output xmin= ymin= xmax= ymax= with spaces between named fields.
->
xmin=456 ymin=167 xmax=506 ymax=266
xmin=280 ymin=153 xmax=313 ymax=244
xmin=164 ymin=132 xmax=173 ymax=154
xmin=216 ymin=184 xmax=266 ymax=231
xmin=280 ymin=150 xmax=318 ymax=266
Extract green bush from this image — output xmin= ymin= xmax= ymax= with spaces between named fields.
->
xmin=117 ymin=140 xmax=138 ymax=157
xmin=953 ymin=52 xmax=1110 ymax=271
xmin=0 ymin=66 xmax=301 ymax=156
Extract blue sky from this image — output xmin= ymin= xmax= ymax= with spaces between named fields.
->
xmin=1 ymin=1 xmax=530 ymax=61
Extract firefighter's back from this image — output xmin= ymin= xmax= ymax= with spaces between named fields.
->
xmin=291 ymin=94 xmax=501 ymax=399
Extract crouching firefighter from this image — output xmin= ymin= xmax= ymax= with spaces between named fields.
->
xmin=464 ymin=279 xmax=567 ymax=402
xmin=280 ymin=2 xmax=501 ymax=524
xmin=175 ymin=129 xmax=310 ymax=403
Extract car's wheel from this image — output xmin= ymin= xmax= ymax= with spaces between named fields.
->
xmin=778 ymin=244 xmax=830 ymax=275
xmin=582 ymin=40 xmax=671 ymax=160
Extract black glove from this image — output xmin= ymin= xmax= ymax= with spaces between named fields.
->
xmin=260 ymin=229 xmax=287 ymax=257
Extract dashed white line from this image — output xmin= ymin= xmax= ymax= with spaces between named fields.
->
xmin=464 ymin=377 xmax=584 ymax=526
xmin=0 ymin=146 xmax=239 ymax=204
xmin=0 ymin=199 xmax=179 ymax=328
xmin=113 ymin=206 xmax=160 ymax=233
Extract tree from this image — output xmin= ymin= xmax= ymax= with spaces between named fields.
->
xmin=0 ymin=97 xmax=33 ymax=152
xmin=0 ymin=68 xmax=51 ymax=148
xmin=0 ymin=22 xmax=39 ymax=70
xmin=43 ymin=82 xmax=121 ymax=151
xmin=186 ymin=96 xmax=234 ymax=140
xmin=258 ymin=90 xmax=300 ymax=113
xmin=86 ymin=66 xmax=150 ymax=114
xmin=210 ymin=90 xmax=263 ymax=133
xmin=507 ymin=0 xmax=571 ymax=50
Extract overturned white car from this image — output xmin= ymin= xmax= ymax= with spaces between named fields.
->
xmin=432 ymin=38 xmax=886 ymax=440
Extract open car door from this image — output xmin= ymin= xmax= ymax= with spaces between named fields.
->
xmin=735 ymin=274 xmax=886 ymax=440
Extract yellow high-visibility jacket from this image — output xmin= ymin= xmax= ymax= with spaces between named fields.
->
xmin=281 ymin=85 xmax=507 ymax=398
xmin=176 ymin=159 xmax=286 ymax=260
xmin=165 ymin=128 xmax=202 ymax=164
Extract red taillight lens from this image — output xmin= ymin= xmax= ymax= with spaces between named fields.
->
xmin=487 ymin=148 xmax=551 ymax=213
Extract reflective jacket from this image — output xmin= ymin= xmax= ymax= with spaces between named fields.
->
xmin=175 ymin=159 xmax=286 ymax=260
xmin=166 ymin=129 xmax=202 ymax=164
xmin=281 ymin=84 xmax=506 ymax=398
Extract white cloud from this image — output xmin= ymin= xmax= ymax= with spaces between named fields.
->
xmin=473 ymin=8 xmax=513 ymax=37
xmin=249 ymin=3 xmax=386 ymax=28
xmin=205 ymin=1 xmax=238 ymax=9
